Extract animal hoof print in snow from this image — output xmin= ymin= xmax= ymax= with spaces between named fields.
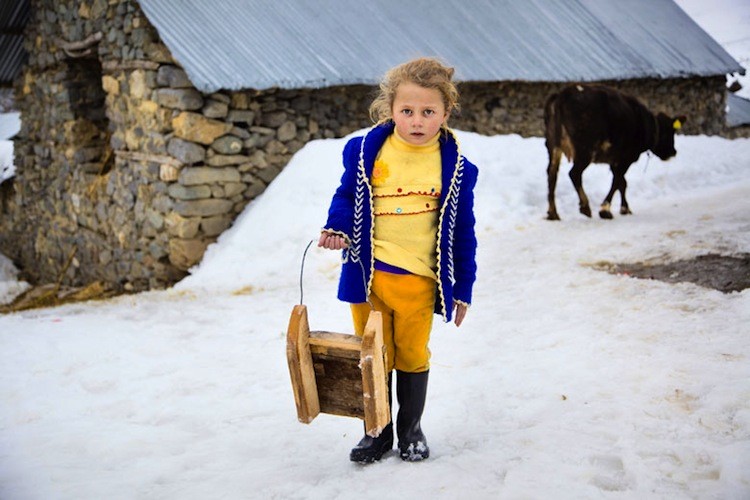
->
xmin=599 ymin=209 xmax=613 ymax=219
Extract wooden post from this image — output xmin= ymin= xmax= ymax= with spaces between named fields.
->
xmin=360 ymin=310 xmax=390 ymax=437
xmin=286 ymin=305 xmax=320 ymax=423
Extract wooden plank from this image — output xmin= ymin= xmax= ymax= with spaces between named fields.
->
xmin=360 ymin=310 xmax=390 ymax=437
xmin=313 ymin=356 xmax=364 ymax=418
xmin=286 ymin=305 xmax=320 ymax=423
xmin=309 ymin=331 xmax=362 ymax=360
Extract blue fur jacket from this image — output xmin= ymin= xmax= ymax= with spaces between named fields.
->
xmin=322 ymin=122 xmax=478 ymax=322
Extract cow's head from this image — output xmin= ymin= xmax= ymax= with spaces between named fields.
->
xmin=651 ymin=113 xmax=687 ymax=160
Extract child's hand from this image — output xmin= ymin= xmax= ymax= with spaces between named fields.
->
xmin=318 ymin=231 xmax=349 ymax=250
xmin=453 ymin=301 xmax=468 ymax=327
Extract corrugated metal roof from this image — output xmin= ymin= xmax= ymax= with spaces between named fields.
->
xmin=0 ymin=112 xmax=21 ymax=139
xmin=0 ymin=0 xmax=30 ymax=86
xmin=137 ymin=0 xmax=744 ymax=93
xmin=727 ymin=93 xmax=750 ymax=127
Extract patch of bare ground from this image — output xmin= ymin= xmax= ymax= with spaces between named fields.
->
xmin=590 ymin=253 xmax=750 ymax=293
xmin=0 ymin=281 xmax=119 ymax=313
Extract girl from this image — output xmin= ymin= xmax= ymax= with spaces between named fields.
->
xmin=318 ymin=57 xmax=478 ymax=463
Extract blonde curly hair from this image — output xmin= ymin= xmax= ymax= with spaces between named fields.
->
xmin=369 ymin=57 xmax=460 ymax=128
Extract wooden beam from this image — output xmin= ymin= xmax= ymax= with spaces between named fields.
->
xmin=360 ymin=310 xmax=390 ymax=437
xmin=309 ymin=331 xmax=361 ymax=360
xmin=286 ymin=305 xmax=320 ymax=423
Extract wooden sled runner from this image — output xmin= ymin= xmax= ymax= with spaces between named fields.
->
xmin=286 ymin=304 xmax=390 ymax=437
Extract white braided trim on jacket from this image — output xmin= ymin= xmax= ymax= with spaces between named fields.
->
xmin=435 ymin=128 xmax=465 ymax=320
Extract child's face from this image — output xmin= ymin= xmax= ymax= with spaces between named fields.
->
xmin=391 ymin=82 xmax=448 ymax=146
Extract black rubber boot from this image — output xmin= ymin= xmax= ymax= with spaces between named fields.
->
xmin=349 ymin=374 xmax=393 ymax=463
xmin=396 ymin=369 xmax=430 ymax=461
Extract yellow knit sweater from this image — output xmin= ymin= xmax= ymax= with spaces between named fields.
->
xmin=371 ymin=131 xmax=442 ymax=279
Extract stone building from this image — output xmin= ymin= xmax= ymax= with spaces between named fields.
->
xmin=0 ymin=0 xmax=742 ymax=291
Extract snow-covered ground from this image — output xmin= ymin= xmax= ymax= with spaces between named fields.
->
xmin=1 ymin=2 xmax=749 ymax=499
xmin=0 ymin=112 xmax=20 ymax=184
xmin=2 ymin=130 xmax=749 ymax=499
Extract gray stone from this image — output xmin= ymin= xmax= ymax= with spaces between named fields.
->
xmin=152 ymin=193 xmax=174 ymax=213
xmin=264 ymin=140 xmax=287 ymax=155
xmin=167 ymin=137 xmax=206 ymax=164
xmin=277 ymin=121 xmax=297 ymax=142
xmin=243 ymin=136 xmax=261 ymax=149
xmin=146 ymin=210 xmax=164 ymax=230
xmin=201 ymin=215 xmax=232 ymax=237
xmin=174 ymin=199 xmax=234 ymax=217
xmin=244 ymin=182 xmax=266 ymax=199
xmin=249 ymin=126 xmax=275 ymax=135
xmin=230 ymin=126 xmax=250 ymax=139
xmin=179 ymin=167 xmax=241 ymax=185
xmin=256 ymin=163 xmax=282 ymax=183
xmin=211 ymin=135 xmax=243 ymax=155
xmin=168 ymin=183 xmax=212 ymax=200
xmin=149 ymin=241 xmax=168 ymax=260
xmin=291 ymin=94 xmax=311 ymax=112
xmin=99 ymin=249 xmax=112 ymax=265
xmin=209 ymin=92 xmax=231 ymax=104
xmin=157 ymin=65 xmax=193 ymax=88
xmin=168 ymin=238 xmax=210 ymax=270
xmin=206 ymin=153 xmax=250 ymax=167
xmin=203 ymin=99 xmax=229 ymax=119
xmin=227 ymin=110 xmax=256 ymax=124
xmin=261 ymin=111 xmax=287 ymax=128
xmin=287 ymin=140 xmax=304 ymax=154
xmin=223 ymin=182 xmax=246 ymax=198
xmin=248 ymin=150 xmax=267 ymax=169
xmin=156 ymin=88 xmax=204 ymax=110
xmin=147 ymin=43 xmax=174 ymax=64
xmin=164 ymin=213 xmax=200 ymax=238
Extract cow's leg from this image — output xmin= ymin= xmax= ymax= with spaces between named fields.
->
xmin=568 ymin=157 xmax=592 ymax=218
xmin=616 ymin=164 xmax=633 ymax=215
xmin=546 ymin=147 xmax=562 ymax=220
xmin=619 ymin=175 xmax=632 ymax=215
xmin=599 ymin=165 xmax=619 ymax=219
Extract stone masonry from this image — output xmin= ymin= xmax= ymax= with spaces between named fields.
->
xmin=0 ymin=0 xmax=736 ymax=291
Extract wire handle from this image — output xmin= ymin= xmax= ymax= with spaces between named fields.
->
xmin=298 ymin=238 xmax=374 ymax=310
xmin=299 ymin=239 xmax=314 ymax=305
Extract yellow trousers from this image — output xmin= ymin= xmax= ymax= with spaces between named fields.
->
xmin=351 ymin=270 xmax=435 ymax=373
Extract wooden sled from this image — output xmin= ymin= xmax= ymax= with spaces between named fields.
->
xmin=286 ymin=304 xmax=390 ymax=437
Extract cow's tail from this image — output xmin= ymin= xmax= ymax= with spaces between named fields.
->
xmin=543 ymin=92 xmax=561 ymax=149
xmin=543 ymin=92 xmax=563 ymax=221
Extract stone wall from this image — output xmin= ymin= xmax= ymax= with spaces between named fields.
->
xmin=0 ymin=0 xmax=375 ymax=291
xmin=454 ymin=77 xmax=729 ymax=137
xmin=0 ymin=0 xmax=738 ymax=291
xmin=0 ymin=89 xmax=15 ymax=113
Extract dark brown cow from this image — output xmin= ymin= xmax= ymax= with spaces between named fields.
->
xmin=544 ymin=84 xmax=686 ymax=220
